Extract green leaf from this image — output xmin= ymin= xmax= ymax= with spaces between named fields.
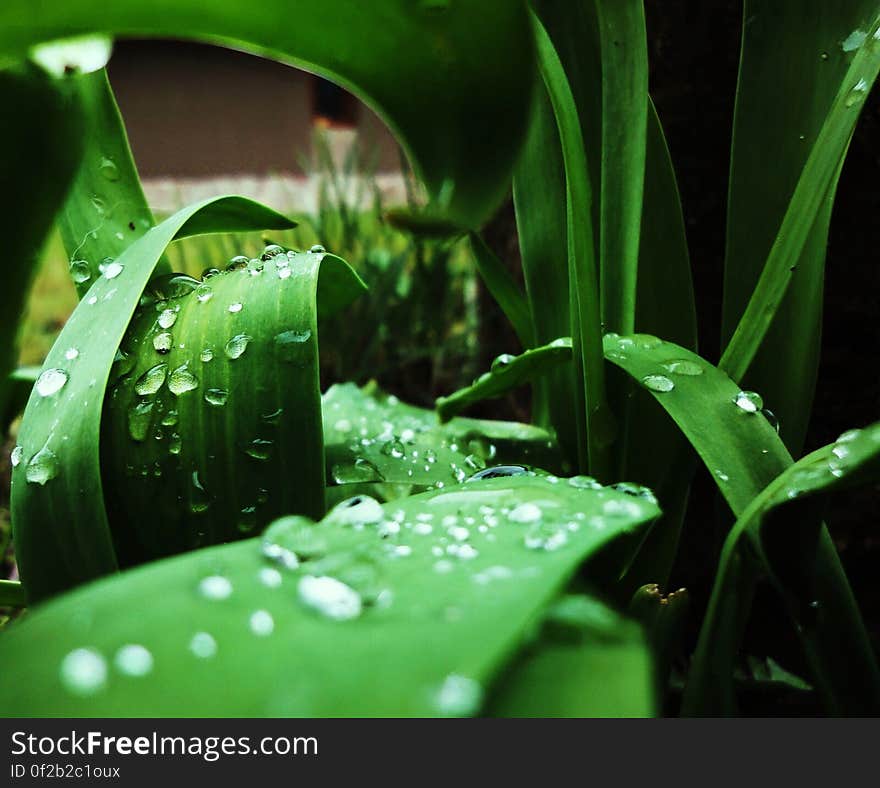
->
xmin=324 ymin=382 xmax=564 ymax=487
xmin=12 ymin=197 xmax=296 ymax=604
xmin=601 ymin=333 xmax=878 ymax=715
xmin=0 ymin=0 xmax=537 ymax=229
xmin=101 ymin=247 xmax=364 ymax=569
xmin=436 ymin=338 xmax=572 ymax=423
xmin=720 ymin=3 xmax=880 ymax=429
xmin=684 ymin=422 xmax=880 ymax=716
xmin=532 ymin=11 xmax=610 ymax=479
xmin=467 ymin=233 xmax=534 ymax=350
xmin=0 ymin=474 xmax=659 ymax=716
xmin=487 ymin=594 xmax=655 ymax=717
xmin=0 ymin=69 xmax=84 ymax=421
xmin=58 ymin=68 xmax=166 ymax=298
xmin=512 ymin=81 xmax=580 ymax=464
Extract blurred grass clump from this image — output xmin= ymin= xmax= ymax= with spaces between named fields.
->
xmin=18 ymin=131 xmax=481 ymax=407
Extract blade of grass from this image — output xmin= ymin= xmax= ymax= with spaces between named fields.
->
xmin=0 ymin=68 xmax=84 ymax=420
xmin=12 ymin=197 xmax=295 ymax=603
xmin=532 ymin=11 xmax=610 ymax=480
xmin=467 ymin=233 xmax=534 ymax=350
xmin=684 ymin=421 xmax=880 ymax=716
xmin=720 ymin=6 xmax=880 ymax=401
xmin=59 ymin=68 xmax=166 ymax=298
xmin=0 ymin=475 xmax=659 ymax=715
xmin=0 ymin=0 xmax=536 ymax=229
xmin=436 ymin=339 xmax=572 ymax=423
xmin=603 ymin=332 xmax=879 ymax=715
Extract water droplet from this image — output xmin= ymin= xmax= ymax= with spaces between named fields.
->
xmin=189 ymin=632 xmax=217 ymax=659
xmin=196 ymin=284 xmax=213 ymax=303
xmin=326 ymin=495 xmax=385 ymax=527
xmin=734 ymin=390 xmax=763 ymax=413
xmin=245 ymin=438 xmax=273 ymax=461
xmin=101 ymin=261 xmax=124 ymax=279
xmin=36 ymin=368 xmax=68 ymax=397
xmin=568 ymin=475 xmax=602 ymax=490
xmin=382 ymin=438 xmax=406 ymax=459
xmin=227 ymin=255 xmax=249 ymax=271
xmin=168 ymin=433 xmax=182 ymax=455
xmin=490 ymin=353 xmax=515 ymax=372
xmin=60 ymin=648 xmax=107 ymax=696
xmin=468 ymin=465 xmax=529 ymax=481
xmin=228 ymin=302 xmax=243 ymax=314
xmin=64 ymin=347 xmax=80 ymax=361
xmin=99 ymin=155 xmax=120 ymax=181
xmin=508 ymin=502 xmax=542 ymax=523
xmin=762 ymin=408 xmax=780 ymax=433
xmin=114 ymin=644 xmax=153 ymax=677
xmin=199 ymin=575 xmax=232 ymax=600
xmin=264 ymin=516 xmax=328 ymax=562
xmin=153 ymin=332 xmax=173 ymax=354
xmin=10 ymin=445 xmax=23 ymax=468
xmin=842 ymin=29 xmax=867 ymax=52
xmin=168 ymin=364 xmax=199 ymax=395
xmin=133 ymin=363 xmax=167 ymax=396
xmin=204 ymin=388 xmax=229 ymax=407
xmin=845 ymin=78 xmax=869 ymax=108
xmin=309 ymin=244 xmax=326 ymax=254
xmin=331 ymin=458 xmax=384 ymax=484
xmin=69 ymin=260 xmax=91 ymax=284
xmin=157 ymin=308 xmax=178 ymax=329
xmin=262 ymin=244 xmax=285 ymax=259
xmin=641 ymin=374 xmax=675 ymax=393
xmin=298 ymin=575 xmax=362 ymax=621
xmin=224 ymin=334 xmax=252 ymax=360
xmin=715 ymin=469 xmax=730 ymax=482
xmin=275 ymin=329 xmax=312 ymax=361
xmin=661 ymin=359 xmax=703 ymax=376
xmin=524 ymin=520 xmax=569 ymax=551
xmin=128 ymin=400 xmax=154 ymax=442
xmin=259 ymin=567 xmax=283 ymax=588
xmin=26 ymin=444 xmax=59 ymax=485
xmin=249 ymin=609 xmax=275 ymax=636
xmin=190 ymin=471 xmax=211 ymax=513
xmin=432 ymin=674 xmax=482 ymax=717
xmin=200 ymin=348 xmax=214 ymax=363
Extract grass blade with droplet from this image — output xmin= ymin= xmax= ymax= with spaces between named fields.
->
xmin=436 ymin=339 xmax=572 ymax=423
xmin=0 ymin=474 xmax=659 ymax=716
xmin=684 ymin=422 xmax=880 ymax=716
xmin=59 ymin=68 xmax=167 ymax=298
xmin=12 ymin=197 xmax=295 ymax=603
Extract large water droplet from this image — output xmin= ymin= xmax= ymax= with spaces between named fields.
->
xmin=200 ymin=348 xmax=214 ymax=363
xmin=69 ymin=260 xmax=91 ymax=284
xmin=734 ymin=390 xmax=763 ymax=413
xmin=26 ymin=445 xmax=59 ymax=485
xmin=60 ymin=648 xmax=107 ymax=696
xmin=196 ymin=284 xmax=213 ymax=303
xmin=157 ymin=308 xmax=178 ymax=329
xmin=204 ymin=388 xmax=229 ymax=407
xmin=264 ymin=516 xmax=328 ymax=562
xmin=133 ymin=363 xmax=167 ymax=396
xmin=189 ymin=632 xmax=217 ymax=659
xmin=275 ymin=330 xmax=312 ymax=362
xmin=309 ymin=244 xmax=326 ymax=254
xmin=225 ymin=334 xmax=252 ymax=360
xmin=842 ymin=29 xmax=867 ymax=52
xmin=845 ymin=78 xmax=869 ymax=108
xmin=298 ymin=575 xmax=362 ymax=621
xmin=508 ymin=502 xmax=542 ymax=523
xmin=326 ymin=495 xmax=385 ymax=527
xmin=101 ymin=261 xmax=124 ymax=280
xmin=661 ymin=359 xmax=703 ymax=376
xmin=199 ymin=575 xmax=232 ymax=600
xmin=641 ymin=374 xmax=675 ymax=393
xmin=467 ymin=464 xmax=529 ymax=481
xmin=10 ymin=445 xmax=23 ymax=468
xmin=168 ymin=365 xmax=199 ymax=395
xmin=153 ymin=332 xmax=173 ymax=354
xmin=99 ymin=155 xmax=120 ymax=181
xmin=128 ymin=401 xmax=154 ymax=442
xmin=490 ymin=353 xmax=515 ymax=372
xmin=36 ymin=368 xmax=68 ymax=397
xmin=331 ymin=458 xmax=384 ymax=484
xmin=114 ymin=644 xmax=153 ymax=677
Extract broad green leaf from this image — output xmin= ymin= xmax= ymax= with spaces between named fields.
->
xmin=512 ymin=81 xmax=580 ymax=465
xmin=0 ymin=69 xmax=84 ymax=420
xmin=602 ymin=333 xmax=878 ymax=715
xmin=58 ymin=68 xmax=166 ymax=298
xmin=488 ymin=594 xmax=655 ymax=717
xmin=324 ymin=382 xmax=564 ymax=487
xmin=12 ymin=197 xmax=295 ymax=604
xmin=0 ymin=0 xmax=537 ymax=229
xmin=532 ymin=11 xmax=610 ymax=479
xmin=436 ymin=338 xmax=572 ymax=423
xmin=720 ymin=3 xmax=880 ymax=427
xmin=0 ymin=475 xmax=659 ymax=716
xmin=467 ymin=233 xmax=534 ymax=350
xmin=684 ymin=422 xmax=880 ymax=716
xmin=101 ymin=247 xmax=365 ymax=569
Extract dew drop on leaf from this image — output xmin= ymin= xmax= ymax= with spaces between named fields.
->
xmin=60 ymin=648 xmax=107 ymax=696
xmin=189 ymin=632 xmax=217 ymax=659
xmin=309 ymin=244 xmax=326 ymax=254
xmin=297 ymin=575 xmax=362 ymax=621
xmin=431 ymin=674 xmax=482 ymax=717
xmin=168 ymin=364 xmax=199 ymax=395
xmin=36 ymin=368 xmax=68 ymax=397
xmin=10 ymin=445 xmax=22 ymax=468
xmin=224 ymin=334 xmax=252 ymax=360
xmin=153 ymin=332 xmax=173 ymax=354
xmin=661 ymin=359 xmax=703 ymax=376
xmin=228 ymin=302 xmax=243 ymax=314
xmin=26 ymin=445 xmax=59 ymax=485
xmin=249 ymin=609 xmax=275 ymax=637
xmin=734 ymin=390 xmax=763 ymax=413
xmin=133 ymin=363 xmax=167 ymax=396
xmin=69 ymin=260 xmax=91 ymax=284
xmin=101 ymin=261 xmax=124 ymax=280
xmin=508 ymin=502 xmax=542 ymax=523
xmin=113 ymin=644 xmax=153 ymax=677
xmin=204 ymin=388 xmax=229 ymax=407
xmin=641 ymin=374 xmax=675 ymax=393
xmin=198 ymin=575 xmax=232 ymax=600
xmin=157 ymin=308 xmax=178 ymax=329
